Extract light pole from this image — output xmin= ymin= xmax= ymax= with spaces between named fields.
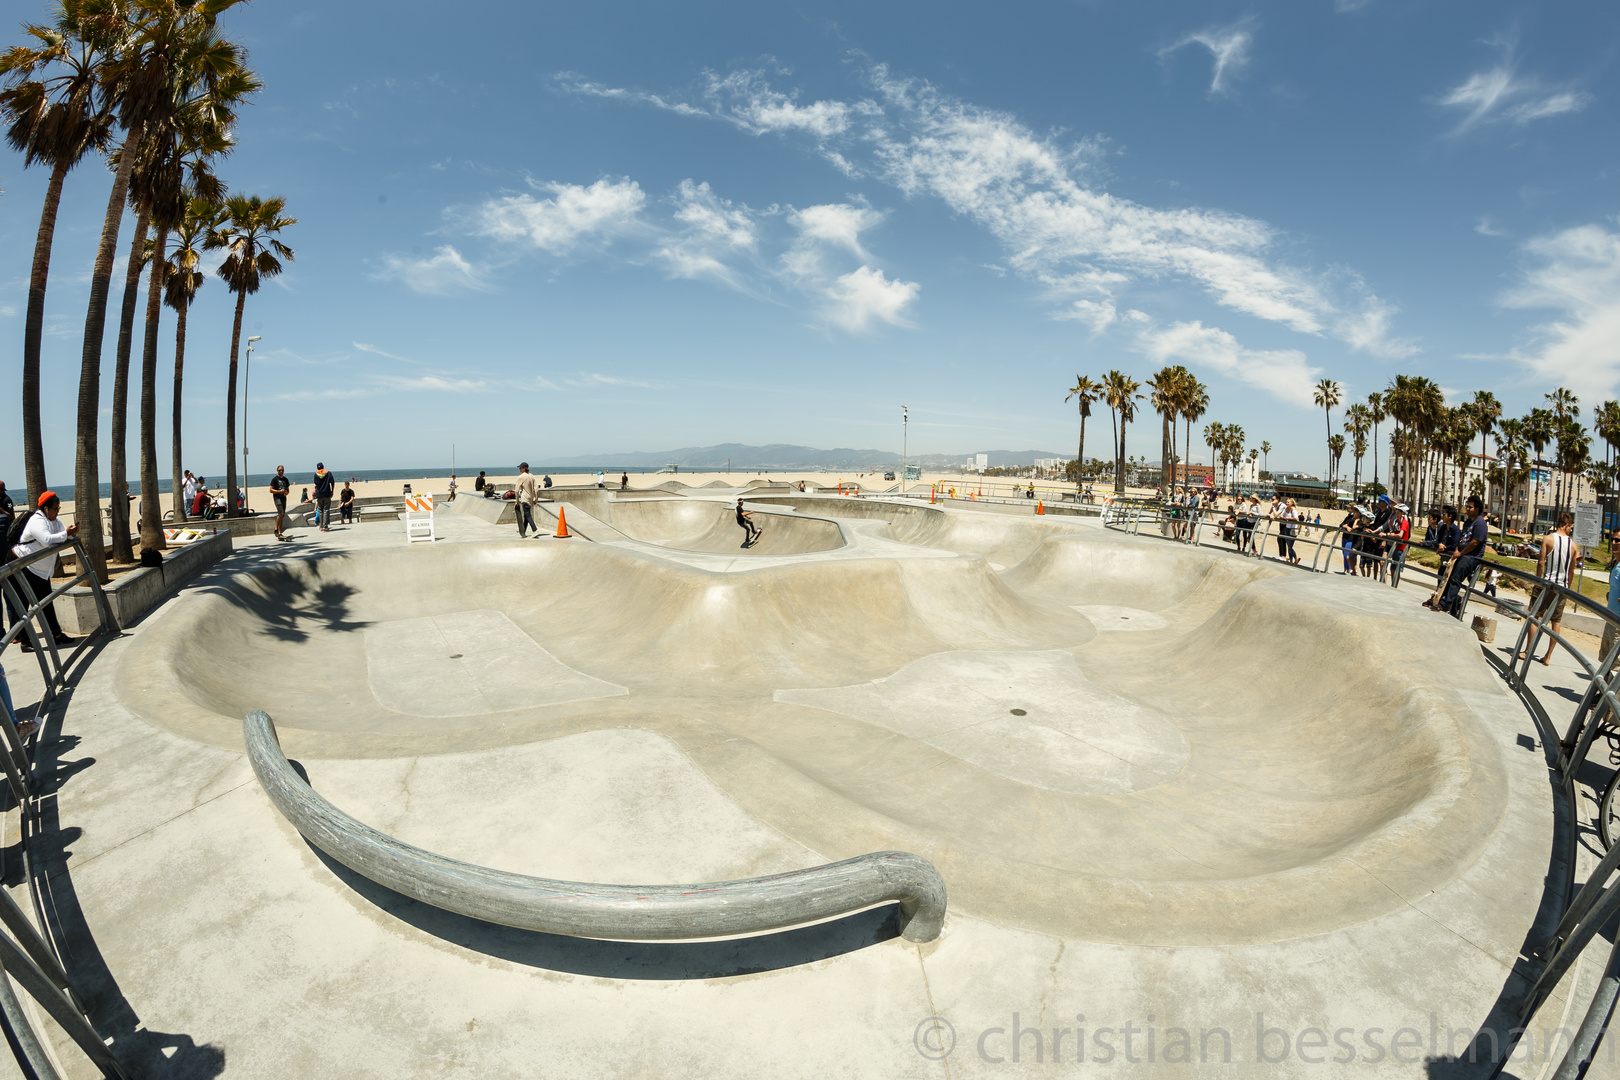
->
xmin=242 ymin=335 xmax=261 ymax=513
xmin=902 ymin=405 xmax=908 ymax=482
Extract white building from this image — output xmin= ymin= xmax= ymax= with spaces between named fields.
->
xmin=975 ymin=453 xmax=988 ymax=471
xmin=1386 ymin=451 xmax=1595 ymax=530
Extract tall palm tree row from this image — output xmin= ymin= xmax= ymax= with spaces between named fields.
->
xmin=207 ymin=193 xmax=297 ymax=515
xmin=2 ymin=0 xmax=256 ymax=579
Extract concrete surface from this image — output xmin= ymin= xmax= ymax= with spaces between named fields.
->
xmin=1 ymin=491 xmax=1573 ymax=1077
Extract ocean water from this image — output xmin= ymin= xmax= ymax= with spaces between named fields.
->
xmin=17 ymin=466 xmax=721 ymax=504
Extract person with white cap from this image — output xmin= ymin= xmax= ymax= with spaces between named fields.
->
xmin=514 ymin=463 xmax=540 ymax=538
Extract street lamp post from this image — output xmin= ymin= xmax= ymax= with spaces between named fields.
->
xmin=902 ymin=405 xmax=908 ymax=482
xmin=243 ymin=335 xmax=261 ymax=514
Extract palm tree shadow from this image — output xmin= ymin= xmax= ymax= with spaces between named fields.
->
xmin=287 ymin=760 xmax=903 ymax=980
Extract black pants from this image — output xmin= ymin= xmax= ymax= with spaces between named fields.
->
xmin=1440 ymin=555 xmax=1483 ymax=613
xmin=517 ymin=502 xmax=536 ymax=537
xmin=16 ymin=571 xmax=65 ymax=643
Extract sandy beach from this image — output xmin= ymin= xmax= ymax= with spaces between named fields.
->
xmin=60 ymin=468 xmax=1138 ymax=528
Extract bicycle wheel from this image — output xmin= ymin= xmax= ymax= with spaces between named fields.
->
xmin=1601 ymin=768 xmax=1620 ymax=851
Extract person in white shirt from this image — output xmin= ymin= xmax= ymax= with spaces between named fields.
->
xmin=10 ymin=491 xmax=77 ymax=648
xmin=181 ymin=471 xmax=197 ymax=519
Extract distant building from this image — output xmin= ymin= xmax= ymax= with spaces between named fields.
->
xmin=975 ymin=453 xmax=988 ymax=471
xmin=1167 ymin=463 xmax=1213 ymax=485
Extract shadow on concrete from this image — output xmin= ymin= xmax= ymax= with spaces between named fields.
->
xmin=287 ymin=760 xmax=903 ymax=980
xmin=188 ymin=554 xmax=366 ymax=645
xmin=23 ymin=643 xmax=227 ymax=1078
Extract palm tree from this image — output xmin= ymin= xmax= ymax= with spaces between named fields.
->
xmin=1344 ymin=403 xmax=1369 ymax=494
xmin=1544 ymin=389 xmax=1580 ymax=515
xmin=1259 ymin=440 xmax=1271 ymax=479
xmin=1367 ymin=391 xmax=1386 ymax=496
xmin=208 ymin=193 xmax=296 ymax=514
xmin=1525 ymin=408 xmax=1554 ymax=534
xmin=1148 ymin=366 xmax=1189 ymax=491
xmin=1181 ymin=378 xmax=1209 ymax=494
xmin=1556 ymin=417 xmax=1591 ymax=519
xmin=0 ymin=1 xmax=116 ymax=506
xmin=1313 ymin=378 xmax=1342 ymax=487
xmin=1204 ymin=422 xmax=1224 ymax=489
xmin=1471 ymin=390 xmax=1501 ymax=492
xmin=69 ymin=0 xmax=249 ymax=579
xmin=108 ymin=197 xmax=152 ymax=561
xmin=134 ymin=78 xmax=245 ymax=549
xmin=1102 ymin=370 xmax=1141 ymax=495
xmin=1065 ymin=375 xmax=1100 ymax=493
xmin=1495 ymin=416 xmax=1525 ymax=540
xmin=165 ymin=197 xmax=212 ymax=520
xmin=1328 ymin=434 xmax=1346 ymax=499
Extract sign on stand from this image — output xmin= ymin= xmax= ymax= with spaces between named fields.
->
xmin=1576 ymin=501 xmax=1602 ymax=549
xmin=405 ymin=492 xmax=435 ymax=543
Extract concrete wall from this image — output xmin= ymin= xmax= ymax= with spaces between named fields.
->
xmin=58 ymin=531 xmax=234 ymax=634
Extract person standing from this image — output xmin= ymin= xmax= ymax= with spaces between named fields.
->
xmin=514 ymin=463 xmax=540 ymax=538
xmin=10 ymin=493 xmax=77 ymax=650
xmin=620 ymin=471 xmax=629 ymax=491
xmin=447 ymin=475 xmax=458 ymax=502
xmin=1522 ymin=511 xmax=1580 ymax=663
xmin=339 ymin=482 xmax=355 ymax=524
xmin=595 ymin=471 xmax=605 ymax=489
xmin=312 ymin=463 xmax=336 ymax=532
xmin=269 ymin=466 xmax=292 ymax=540
xmin=182 ymin=471 xmax=198 ymax=519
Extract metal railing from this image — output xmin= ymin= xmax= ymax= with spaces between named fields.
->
xmin=0 ymin=537 xmax=128 ymax=1079
xmin=244 ymin=711 xmax=948 ymax=944
xmin=1109 ymin=496 xmax=1620 ymax=1076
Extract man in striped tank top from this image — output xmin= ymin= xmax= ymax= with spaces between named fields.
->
xmin=1523 ymin=512 xmax=1580 ymax=665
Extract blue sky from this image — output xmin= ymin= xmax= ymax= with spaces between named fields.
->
xmin=2 ymin=0 xmax=1618 ymax=481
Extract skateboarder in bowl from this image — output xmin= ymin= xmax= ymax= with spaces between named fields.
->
xmin=735 ymin=499 xmax=761 ymax=547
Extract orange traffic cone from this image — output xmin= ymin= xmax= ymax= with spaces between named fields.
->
xmin=555 ymin=505 xmax=571 ymax=538
xmin=1037 ymin=500 xmax=1044 ymax=514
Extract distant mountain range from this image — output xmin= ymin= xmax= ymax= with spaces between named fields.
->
xmin=547 ymin=443 xmax=1070 ymax=470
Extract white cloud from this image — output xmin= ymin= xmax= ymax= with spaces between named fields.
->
xmin=1137 ymin=320 xmax=1321 ymax=408
xmin=1501 ymin=220 xmax=1620 ymax=400
xmin=551 ymin=64 xmax=1411 ymax=355
xmin=1057 ymin=298 xmax=1118 ymax=334
xmin=471 ymin=178 xmax=645 ymax=252
xmin=865 ymin=66 xmax=1402 ymax=348
xmin=1438 ymin=65 xmax=1591 ymax=133
xmin=1475 ymin=216 xmax=1507 ymax=237
xmin=654 ymin=180 xmax=759 ymax=287
xmin=823 ymin=266 xmax=919 ymax=332
xmin=372 ymin=245 xmax=488 ymax=295
xmin=1160 ymin=19 xmax=1255 ymax=96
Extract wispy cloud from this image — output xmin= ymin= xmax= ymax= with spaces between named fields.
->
xmin=1159 ymin=18 xmax=1255 ymax=96
xmin=374 ymin=374 xmax=489 ymax=393
xmin=1056 ymin=298 xmax=1118 ymax=334
xmin=1500 ymin=219 xmax=1620 ymax=401
xmin=371 ymin=245 xmax=488 ymax=295
xmin=653 ymin=179 xmax=760 ymax=289
xmin=469 ymin=178 xmax=646 ymax=252
xmin=566 ymin=373 xmax=659 ymax=389
xmin=1137 ymin=319 xmax=1321 ymax=408
xmin=1437 ymin=46 xmax=1592 ymax=134
xmin=1475 ymin=216 xmax=1507 ymax=238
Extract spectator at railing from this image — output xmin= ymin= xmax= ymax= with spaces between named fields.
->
xmin=1521 ymin=511 xmax=1580 ymax=664
xmin=1433 ymin=496 xmax=1490 ymax=616
xmin=8 ymin=492 xmax=78 ymax=651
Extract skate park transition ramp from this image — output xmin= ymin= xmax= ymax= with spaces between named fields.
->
xmin=118 ymin=499 xmax=1511 ymax=948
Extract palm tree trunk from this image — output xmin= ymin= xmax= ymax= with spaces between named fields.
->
xmin=1076 ymin=413 xmax=1087 ymax=491
xmin=109 ymin=209 xmax=150 ymax=564
xmin=171 ymin=302 xmax=189 ymax=521
xmin=75 ymin=125 xmax=144 ymax=584
xmin=138 ymin=227 xmax=168 ymax=551
xmin=225 ymin=287 xmax=247 ymax=516
xmin=1372 ymin=422 xmax=1380 ymax=491
xmin=22 ymin=157 xmax=72 ymax=508
xmin=1116 ymin=419 xmax=1127 ymax=494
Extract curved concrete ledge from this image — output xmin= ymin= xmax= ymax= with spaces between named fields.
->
xmin=244 ymin=710 xmax=947 ymax=942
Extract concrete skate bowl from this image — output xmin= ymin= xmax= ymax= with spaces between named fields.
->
xmin=118 ymin=530 xmax=1508 ymax=947
xmin=544 ymin=494 xmax=846 ymax=555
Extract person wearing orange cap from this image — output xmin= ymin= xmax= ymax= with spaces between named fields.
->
xmin=9 ymin=492 xmax=77 ymax=650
